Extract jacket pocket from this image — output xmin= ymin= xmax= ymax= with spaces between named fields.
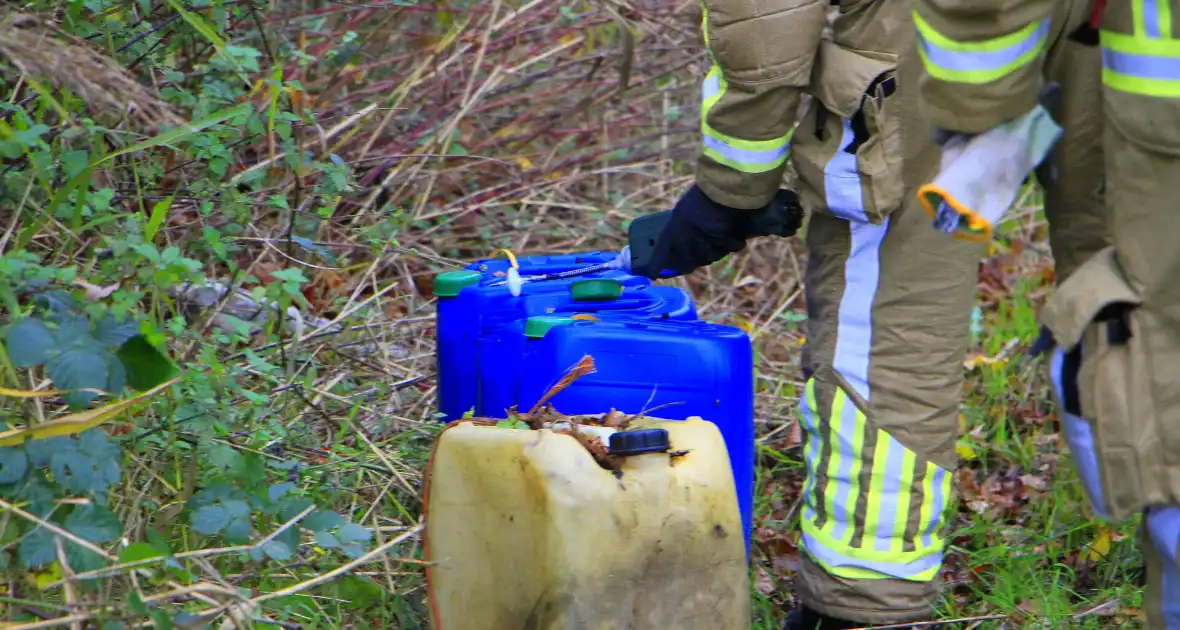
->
xmin=792 ymin=39 xmax=901 ymax=224
xmin=1042 ymin=247 xmax=1168 ymax=522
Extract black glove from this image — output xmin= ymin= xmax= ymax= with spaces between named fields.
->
xmin=635 ymin=185 xmax=747 ymax=279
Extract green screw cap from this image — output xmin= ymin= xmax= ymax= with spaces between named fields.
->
xmin=525 ymin=316 xmax=575 ymax=339
xmin=570 ymin=278 xmax=623 ymax=302
xmin=433 ymin=270 xmax=481 ymax=297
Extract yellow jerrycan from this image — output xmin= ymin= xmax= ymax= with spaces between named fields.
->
xmin=423 ymin=416 xmax=751 ymax=630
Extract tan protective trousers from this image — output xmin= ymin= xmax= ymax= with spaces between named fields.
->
xmin=1039 ymin=3 xmax=1180 ymax=629
xmin=791 ymin=1 xmax=1107 ymax=624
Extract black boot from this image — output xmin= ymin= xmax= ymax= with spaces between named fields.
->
xmin=782 ymin=605 xmax=888 ymax=630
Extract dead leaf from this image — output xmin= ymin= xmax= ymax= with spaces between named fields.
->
xmin=603 ymin=409 xmax=627 ymax=428
xmin=1082 ymin=525 xmax=1115 ymax=562
xmin=74 ymin=278 xmax=121 ymax=301
xmin=1019 ymin=474 xmax=1049 ymax=492
xmin=754 ymin=567 xmax=775 ymax=596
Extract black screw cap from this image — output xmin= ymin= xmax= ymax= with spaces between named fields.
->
xmin=609 ymin=428 xmax=671 ymax=456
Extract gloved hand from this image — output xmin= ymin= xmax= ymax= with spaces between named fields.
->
xmin=635 ymin=185 xmax=747 ymax=279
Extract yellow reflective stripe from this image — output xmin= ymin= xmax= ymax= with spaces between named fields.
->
xmin=800 ymin=380 xmax=822 ymax=524
xmin=700 ymin=67 xmax=791 ymax=173
xmin=698 ymin=5 xmax=789 ymax=175
xmin=862 ymin=435 xmax=892 ymax=553
xmin=913 ymin=10 xmax=1049 ymax=84
xmin=701 ymin=1 xmax=711 ymax=49
xmin=1134 ymin=0 xmax=1175 ymax=39
xmin=917 ymin=460 xmax=952 ymax=549
xmin=798 ymin=379 xmax=949 ymax=582
xmin=820 ymin=388 xmax=865 ymax=545
xmin=1101 ymin=30 xmax=1180 ymax=97
xmin=893 ymin=446 xmax=917 ymax=555
xmin=822 ymin=388 xmax=846 ymax=537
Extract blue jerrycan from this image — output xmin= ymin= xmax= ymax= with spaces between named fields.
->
xmin=517 ymin=317 xmax=756 ymax=548
xmin=433 ymin=252 xmax=648 ymax=421
xmin=477 ymin=278 xmax=697 ymax=419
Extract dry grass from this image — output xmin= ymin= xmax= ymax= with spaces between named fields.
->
xmin=0 ymin=10 xmax=180 ymax=128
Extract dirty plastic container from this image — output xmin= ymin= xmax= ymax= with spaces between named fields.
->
xmin=476 ymin=281 xmax=697 ymax=418
xmin=424 ymin=418 xmax=751 ymax=630
xmin=517 ymin=318 xmax=756 ymax=546
xmin=433 ymin=253 xmax=650 ymax=421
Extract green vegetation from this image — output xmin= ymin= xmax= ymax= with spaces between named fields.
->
xmin=0 ymin=1 xmax=1142 ymax=628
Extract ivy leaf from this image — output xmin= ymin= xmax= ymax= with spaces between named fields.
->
xmin=278 ymin=497 xmax=314 ymax=522
xmin=268 ymin=482 xmax=296 ymax=505
xmin=50 ymin=313 xmax=93 ymax=345
xmin=304 ymin=510 xmax=345 ymax=533
xmin=207 ymin=444 xmax=242 ymax=473
xmin=191 ymin=483 xmax=235 ymax=506
xmin=26 ymin=437 xmax=75 ymax=467
xmin=5 ymin=318 xmax=56 ymax=368
xmin=66 ymin=540 xmax=106 ymax=574
xmin=0 ymin=448 xmax=29 ymax=485
xmin=337 ymin=523 xmax=372 ymax=545
xmin=224 ymin=517 xmax=251 ymax=545
xmin=261 ymin=540 xmax=292 ymax=561
xmin=45 ymin=347 xmax=109 ymax=408
xmin=223 ymin=500 xmax=250 ymax=520
xmin=116 ymin=335 xmax=177 ymax=391
xmin=79 ymin=428 xmax=120 ymax=461
xmin=276 ymin=525 xmax=301 ymax=556
xmin=93 ymin=314 xmax=139 ymax=348
xmin=33 ymin=291 xmax=75 ymax=315
xmin=315 ymin=531 xmax=340 ymax=549
xmin=192 ymin=505 xmax=229 ymax=535
xmin=119 ymin=542 xmax=166 ymax=564
xmin=19 ymin=527 xmax=55 ymax=569
xmin=65 ymin=505 xmax=121 ymax=543
xmin=61 ymin=150 xmax=90 ymax=179
xmin=18 ymin=478 xmax=55 ymax=519
xmin=51 ymin=452 xmax=99 ymax=494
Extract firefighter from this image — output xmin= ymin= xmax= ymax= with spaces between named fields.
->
xmin=914 ymin=1 xmax=1180 ymax=628
xmin=637 ymin=0 xmax=1106 ymax=627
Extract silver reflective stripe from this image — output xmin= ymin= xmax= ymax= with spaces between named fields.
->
xmin=874 ymin=437 xmax=908 ymax=553
xmin=823 ymin=119 xmax=870 ymax=224
xmin=917 ymin=19 xmax=1049 ymax=74
xmin=701 ymin=135 xmax=791 ymax=168
xmin=1102 ymin=48 xmax=1180 ymax=81
xmin=1049 ymin=347 xmax=1110 ymax=520
xmin=1145 ymin=506 xmax=1180 ymax=629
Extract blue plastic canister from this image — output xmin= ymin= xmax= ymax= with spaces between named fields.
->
xmin=517 ymin=317 xmax=755 ymax=547
xmin=476 ymin=282 xmax=698 ymax=418
xmin=433 ymin=253 xmax=650 ymax=421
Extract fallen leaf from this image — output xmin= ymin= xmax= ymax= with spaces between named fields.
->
xmin=74 ymin=278 xmax=121 ymax=301
xmin=1019 ymin=474 xmax=1049 ymax=492
xmin=1082 ymin=525 xmax=1114 ymax=562
xmin=963 ymin=353 xmax=1006 ymax=370
xmin=955 ymin=441 xmax=978 ymax=461
xmin=754 ymin=567 xmax=775 ymax=596
xmin=603 ymin=409 xmax=626 ymax=428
